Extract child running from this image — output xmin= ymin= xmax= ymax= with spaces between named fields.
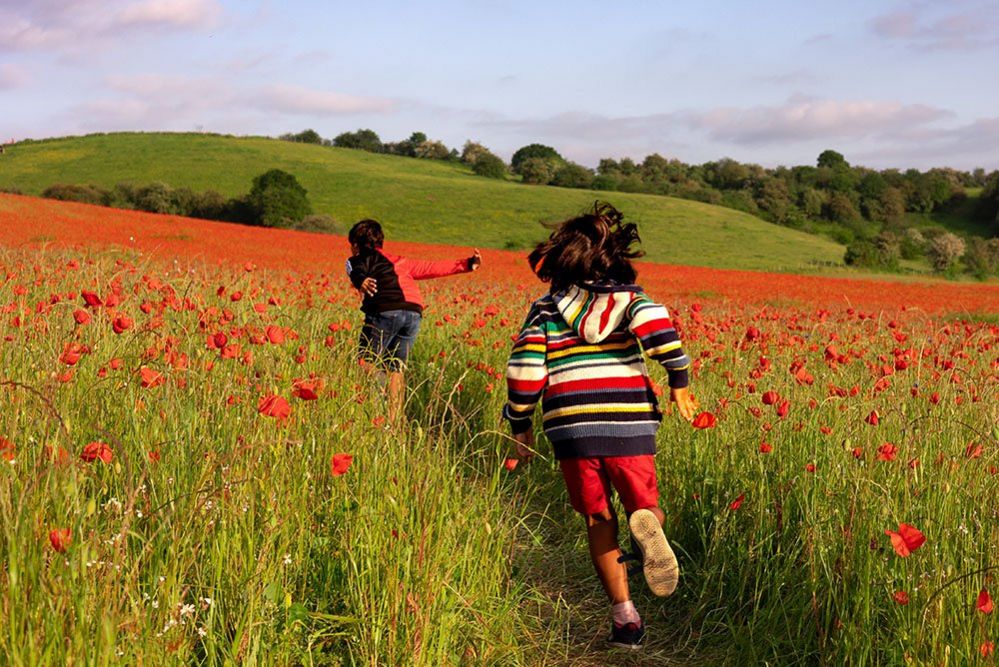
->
xmin=346 ymin=219 xmax=481 ymax=422
xmin=503 ymin=202 xmax=697 ymax=650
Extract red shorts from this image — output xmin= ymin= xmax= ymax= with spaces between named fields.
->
xmin=559 ymin=455 xmax=659 ymax=515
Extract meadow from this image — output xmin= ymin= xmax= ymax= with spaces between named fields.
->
xmin=0 ymin=133 xmax=846 ymax=273
xmin=0 ymin=198 xmax=997 ymax=665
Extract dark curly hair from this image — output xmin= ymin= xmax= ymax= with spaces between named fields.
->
xmin=348 ymin=219 xmax=384 ymax=254
xmin=528 ymin=201 xmax=643 ymax=292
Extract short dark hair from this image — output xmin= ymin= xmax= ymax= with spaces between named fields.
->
xmin=528 ymin=201 xmax=642 ymax=292
xmin=348 ymin=219 xmax=384 ymax=253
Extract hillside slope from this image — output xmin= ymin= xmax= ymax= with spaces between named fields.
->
xmin=0 ymin=132 xmax=846 ymax=272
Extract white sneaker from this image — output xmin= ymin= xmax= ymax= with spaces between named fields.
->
xmin=628 ymin=509 xmax=679 ymax=597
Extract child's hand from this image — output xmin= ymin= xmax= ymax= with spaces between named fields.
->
xmin=513 ymin=429 xmax=535 ymax=461
xmin=470 ymin=249 xmax=482 ymax=271
xmin=671 ymin=387 xmax=699 ymax=423
xmin=359 ymin=277 xmax=378 ymax=296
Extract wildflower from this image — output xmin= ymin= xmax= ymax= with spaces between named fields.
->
xmin=80 ymin=441 xmax=113 ymax=464
xmin=49 ymin=528 xmax=72 ymax=553
xmin=692 ymin=412 xmax=717 ymax=429
xmin=978 ymin=589 xmax=994 ymax=614
xmin=330 ymin=453 xmax=353 ymax=477
xmin=729 ymin=494 xmax=745 ymax=510
xmin=892 ymin=590 xmax=909 ymax=605
xmin=876 ymin=443 xmax=899 ymax=462
xmin=503 ymin=457 xmax=518 ymax=471
xmin=257 ymin=394 xmax=291 ymax=420
xmin=759 ymin=442 xmax=772 ymax=454
xmin=865 ymin=410 xmax=880 ymax=426
xmin=884 ymin=523 xmax=926 ymax=557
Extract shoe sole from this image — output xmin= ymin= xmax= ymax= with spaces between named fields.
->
xmin=629 ymin=509 xmax=679 ymax=597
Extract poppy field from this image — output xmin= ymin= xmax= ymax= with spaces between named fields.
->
xmin=0 ymin=196 xmax=997 ymax=665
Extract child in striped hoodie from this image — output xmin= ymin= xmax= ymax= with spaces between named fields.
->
xmin=503 ymin=202 xmax=697 ymax=650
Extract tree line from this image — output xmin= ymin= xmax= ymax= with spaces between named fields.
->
xmin=290 ymin=127 xmax=998 ymax=278
xmin=38 ymin=170 xmax=331 ymax=232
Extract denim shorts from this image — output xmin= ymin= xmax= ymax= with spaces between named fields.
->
xmin=359 ymin=309 xmax=422 ymax=371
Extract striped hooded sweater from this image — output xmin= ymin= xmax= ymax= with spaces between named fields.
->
xmin=503 ymin=283 xmax=691 ymax=459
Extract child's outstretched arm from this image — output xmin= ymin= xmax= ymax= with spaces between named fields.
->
xmin=406 ymin=249 xmax=482 ymax=280
xmin=627 ymin=294 xmax=697 ymax=421
xmin=502 ymin=303 xmax=548 ymax=457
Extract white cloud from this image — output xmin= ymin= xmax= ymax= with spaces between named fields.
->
xmin=687 ymin=97 xmax=952 ymax=144
xmin=0 ymin=0 xmax=222 ymax=53
xmin=249 ymin=84 xmax=395 ymax=115
xmin=870 ymin=4 xmax=999 ymax=51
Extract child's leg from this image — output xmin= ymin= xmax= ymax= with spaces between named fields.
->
xmin=585 ymin=508 xmax=630 ymax=605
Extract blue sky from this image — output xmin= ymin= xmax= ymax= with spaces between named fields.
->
xmin=2 ymin=0 xmax=997 ymax=169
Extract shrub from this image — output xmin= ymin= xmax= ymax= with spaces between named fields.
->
xmin=134 ymin=182 xmax=175 ymax=214
xmin=552 ymin=162 xmax=594 ymax=189
xmin=511 ymin=144 xmax=563 ymax=174
xmin=247 ymin=169 xmax=312 ymax=227
xmin=962 ymin=237 xmax=999 ymax=279
xmin=333 ymin=129 xmax=383 ymax=153
xmin=414 ymin=140 xmax=451 ymax=160
xmin=0 ymin=186 xmax=23 ymax=195
xmin=899 ymin=228 xmax=925 ymax=260
xmin=926 ymin=232 xmax=966 ymax=274
xmin=472 ymin=153 xmax=508 ymax=179
xmin=287 ymin=214 xmax=341 ymax=234
xmin=519 ymin=157 xmax=560 ymax=185
xmin=460 ymin=141 xmax=490 ymax=165
xmin=41 ymin=184 xmax=111 ymax=206
xmin=281 ymin=129 xmax=323 ymax=144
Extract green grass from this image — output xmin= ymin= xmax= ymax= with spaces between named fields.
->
xmin=0 ymin=132 xmax=846 ymax=272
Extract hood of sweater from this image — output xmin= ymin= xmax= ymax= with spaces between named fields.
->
xmin=553 ymin=283 xmax=642 ymax=344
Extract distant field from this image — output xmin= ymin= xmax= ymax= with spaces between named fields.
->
xmin=0 ymin=132 xmax=846 ymax=272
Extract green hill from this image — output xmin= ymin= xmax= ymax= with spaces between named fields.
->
xmin=0 ymin=132 xmax=846 ymax=272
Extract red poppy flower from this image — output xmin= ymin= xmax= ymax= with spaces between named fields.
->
xmin=330 ymin=453 xmax=353 ymax=476
xmin=257 ymin=394 xmax=291 ymax=420
xmin=892 ymin=590 xmax=909 ymax=606
xmin=49 ymin=528 xmax=72 ymax=553
xmin=148 ymin=450 xmax=161 ymax=464
xmin=982 ymin=642 xmax=995 ymax=658
xmin=884 ymin=523 xmax=925 ymax=557
xmin=729 ymin=493 xmax=745 ymax=510
xmin=759 ymin=442 xmax=772 ymax=454
xmin=865 ymin=410 xmax=880 ymax=426
xmin=292 ymin=380 xmax=319 ymax=401
xmin=112 ymin=315 xmax=133 ymax=334
xmin=80 ymin=441 xmax=113 ymax=464
xmin=81 ymin=291 xmax=102 ymax=307
xmin=73 ymin=309 xmax=92 ymax=325
xmin=776 ymin=400 xmax=790 ymax=419
xmin=504 ymin=457 xmax=519 ymax=471
xmin=978 ymin=589 xmax=994 ymax=614
xmin=876 ymin=443 xmax=899 ymax=462
xmin=761 ymin=391 xmax=780 ymax=405
xmin=59 ymin=342 xmax=85 ymax=366
xmin=0 ymin=437 xmax=15 ymax=462
xmin=692 ymin=412 xmax=717 ymax=429
xmin=266 ymin=325 xmax=285 ymax=344
xmin=805 ymin=462 xmax=816 ymax=473
xmin=140 ymin=367 xmax=165 ymax=388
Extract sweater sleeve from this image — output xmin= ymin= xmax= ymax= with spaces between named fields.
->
xmin=345 ymin=257 xmax=366 ymax=289
xmin=502 ymin=302 xmax=548 ymax=434
xmin=405 ymin=257 xmax=473 ymax=280
xmin=627 ymin=293 xmax=691 ymax=389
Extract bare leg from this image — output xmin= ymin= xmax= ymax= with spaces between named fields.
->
xmin=387 ymin=370 xmax=405 ymax=425
xmin=586 ymin=508 xmax=630 ymax=604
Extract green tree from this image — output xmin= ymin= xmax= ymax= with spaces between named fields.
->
xmin=414 ymin=140 xmax=451 ymax=160
xmin=519 ymin=157 xmax=560 ymax=184
xmin=333 ymin=129 xmax=383 ymax=153
xmin=511 ymin=144 xmax=563 ymax=174
xmin=472 ymin=153 xmax=507 ymax=179
xmin=825 ymin=192 xmax=860 ymax=222
xmin=461 ymin=141 xmax=491 ymax=165
xmin=247 ymin=169 xmax=312 ymax=227
xmin=283 ymin=129 xmax=323 ymax=144
xmin=817 ymin=149 xmax=848 ymax=170
xmin=552 ymin=162 xmax=594 ymax=189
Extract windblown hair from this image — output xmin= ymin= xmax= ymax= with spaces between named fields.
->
xmin=528 ymin=201 xmax=643 ymax=292
xmin=348 ymin=219 xmax=384 ymax=253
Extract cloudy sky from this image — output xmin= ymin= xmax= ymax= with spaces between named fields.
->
xmin=2 ymin=0 xmax=997 ymax=170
